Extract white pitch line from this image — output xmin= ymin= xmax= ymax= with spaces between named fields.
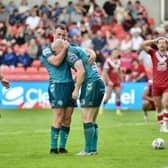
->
xmin=0 ymin=122 xmax=156 ymax=136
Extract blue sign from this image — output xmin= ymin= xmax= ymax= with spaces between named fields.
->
xmin=105 ymin=82 xmax=146 ymax=110
xmin=0 ymin=82 xmax=146 ymax=109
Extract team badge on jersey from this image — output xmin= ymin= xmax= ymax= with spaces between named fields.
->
xmin=156 ymin=52 xmax=168 ymax=71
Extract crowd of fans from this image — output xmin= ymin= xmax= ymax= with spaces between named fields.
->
xmin=0 ymin=0 xmax=167 ymax=82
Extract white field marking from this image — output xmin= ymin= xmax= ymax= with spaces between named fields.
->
xmin=0 ymin=122 xmax=156 ymax=136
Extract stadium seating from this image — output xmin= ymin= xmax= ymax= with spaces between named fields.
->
xmin=31 ymin=60 xmax=41 ymax=68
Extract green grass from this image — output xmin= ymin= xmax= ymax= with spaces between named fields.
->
xmin=0 ymin=109 xmax=168 ymax=168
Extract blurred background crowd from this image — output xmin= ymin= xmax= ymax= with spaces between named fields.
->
xmin=0 ymin=0 xmax=167 ymax=82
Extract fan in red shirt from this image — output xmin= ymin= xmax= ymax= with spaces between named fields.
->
xmin=103 ymin=48 xmax=123 ymax=116
xmin=141 ymin=37 xmax=168 ymax=132
xmin=131 ymin=58 xmax=148 ymax=82
xmin=142 ymin=80 xmax=155 ymax=122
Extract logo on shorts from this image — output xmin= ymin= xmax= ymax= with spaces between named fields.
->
xmin=57 ymin=100 xmax=63 ymax=106
xmin=80 ymin=99 xmax=85 ymax=105
xmin=87 ymin=83 xmax=93 ymax=91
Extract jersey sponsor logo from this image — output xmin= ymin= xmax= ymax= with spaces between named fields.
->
xmin=68 ymin=53 xmax=79 ymax=63
xmin=2 ymin=87 xmax=24 ymax=105
xmin=42 ymin=48 xmax=52 ymax=56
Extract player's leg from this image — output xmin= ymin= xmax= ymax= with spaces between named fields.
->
xmin=142 ymin=100 xmax=151 ymax=122
xmin=153 ymin=96 xmax=167 ymax=132
xmin=77 ymin=80 xmax=105 ymax=156
xmin=59 ymin=82 xmax=76 ymax=153
xmin=114 ymin=86 xmax=122 ymax=116
xmin=79 ymin=107 xmax=97 ymax=155
xmin=59 ymin=107 xmax=74 ymax=153
xmin=162 ymin=91 xmax=168 ymax=129
xmin=50 ymin=108 xmax=65 ymax=154
xmin=92 ymin=108 xmax=99 ymax=154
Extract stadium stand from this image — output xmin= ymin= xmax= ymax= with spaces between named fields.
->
xmin=0 ymin=0 xmax=165 ymax=82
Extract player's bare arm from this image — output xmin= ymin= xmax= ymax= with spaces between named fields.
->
xmin=141 ymin=39 xmax=156 ymax=53
xmin=47 ymin=41 xmax=69 ymax=66
xmin=103 ymin=68 xmax=113 ymax=86
xmin=72 ymin=60 xmax=85 ymax=100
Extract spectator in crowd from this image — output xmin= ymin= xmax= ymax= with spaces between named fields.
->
xmin=80 ymin=33 xmax=92 ymax=49
xmin=92 ymin=30 xmax=106 ymax=51
xmin=105 ymin=31 xmax=120 ymax=51
xmin=25 ymin=9 xmax=40 ymax=30
xmin=103 ymin=0 xmax=116 ymax=24
xmin=141 ymin=23 xmax=152 ymax=39
xmin=115 ymin=0 xmax=126 ymax=24
xmin=16 ymin=48 xmax=31 ymax=67
xmin=39 ymin=12 xmax=52 ymax=29
xmin=76 ymin=0 xmax=90 ymax=16
xmin=0 ymin=21 xmax=6 ymax=39
xmin=0 ymin=5 xmax=9 ymax=23
xmin=9 ymin=9 xmax=22 ymax=25
xmin=124 ymin=68 xmax=133 ymax=82
xmin=6 ymin=1 xmax=16 ymax=15
xmin=120 ymin=33 xmax=132 ymax=52
xmin=130 ymin=26 xmax=144 ymax=51
xmin=57 ymin=8 xmax=70 ymax=25
xmin=125 ymin=1 xmax=133 ymax=13
xmin=2 ymin=46 xmax=17 ymax=67
xmin=27 ymin=38 xmax=39 ymax=60
xmin=131 ymin=58 xmax=148 ymax=82
xmin=122 ymin=12 xmax=136 ymax=32
xmin=18 ymin=0 xmax=30 ymax=14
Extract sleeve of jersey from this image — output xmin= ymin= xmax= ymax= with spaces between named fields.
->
xmin=66 ymin=52 xmax=80 ymax=68
xmin=148 ymin=48 xmax=155 ymax=57
xmin=42 ymin=47 xmax=53 ymax=58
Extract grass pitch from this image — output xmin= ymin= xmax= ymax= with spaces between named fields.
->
xmin=0 ymin=109 xmax=168 ymax=168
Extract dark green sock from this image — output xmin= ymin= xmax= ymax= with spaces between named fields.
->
xmin=91 ymin=123 xmax=98 ymax=152
xmin=50 ymin=127 xmax=60 ymax=150
xmin=59 ymin=126 xmax=70 ymax=149
xmin=83 ymin=123 xmax=95 ymax=153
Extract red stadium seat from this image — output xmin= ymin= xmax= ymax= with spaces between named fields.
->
xmin=29 ymin=74 xmax=49 ymax=81
xmin=12 ymin=67 xmax=26 ymax=74
xmin=101 ymin=25 xmax=113 ymax=35
xmin=38 ymin=67 xmax=48 ymax=74
xmin=26 ymin=67 xmax=38 ymax=74
xmin=112 ymin=24 xmax=123 ymax=34
xmin=1 ymin=66 xmax=12 ymax=75
xmin=31 ymin=60 xmax=41 ymax=68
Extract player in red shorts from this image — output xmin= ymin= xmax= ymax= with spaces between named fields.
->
xmin=142 ymin=80 xmax=155 ymax=122
xmin=103 ymin=48 xmax=123 ymax=116
xmin=141 ymin=37 xmax=168 ymax=132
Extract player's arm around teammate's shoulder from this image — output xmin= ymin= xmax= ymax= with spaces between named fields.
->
xmin=48 ymin=40 xmax=69 ymax=66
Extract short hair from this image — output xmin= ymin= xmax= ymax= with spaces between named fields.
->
xmin=55 ymin=24 xmax=67 ymax=31
xmin=52 ymin=39 xmax=64 ymax=49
